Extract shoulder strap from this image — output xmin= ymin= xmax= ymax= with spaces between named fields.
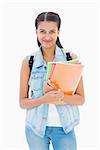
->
xmin=29 ymin=55 xmax=34 ymax=72
xmin=65 ymin=52 xmax=72 ymax=61
xmin=61 ymin=49 xmax=72 ymax=61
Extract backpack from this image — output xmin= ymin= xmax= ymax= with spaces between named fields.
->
xmin=28 ymin=51 xmax=72 ymax=73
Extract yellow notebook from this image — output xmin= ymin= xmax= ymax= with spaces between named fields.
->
xmin=50 ymin=63 xmax=84 ymax=95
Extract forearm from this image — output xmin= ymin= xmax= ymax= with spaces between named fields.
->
xmin=63 ymin=94 xmax=85 ymax=105
xmin=20 ymin=96 xmax=46 ymax=109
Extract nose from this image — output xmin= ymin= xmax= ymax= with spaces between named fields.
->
xmin=44 ymin=33 xmax=51 ymax=40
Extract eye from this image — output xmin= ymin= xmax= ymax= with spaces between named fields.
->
xmin=49 ymin=30 xmax=55 ymax=34
xmin=40 ymin=30 xmax=46 ymax=34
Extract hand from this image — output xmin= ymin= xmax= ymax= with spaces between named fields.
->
xmin=43 ymin=89 xmax=66 ymax=104
xmin=43 ymin=80 xmax=58 ymax=94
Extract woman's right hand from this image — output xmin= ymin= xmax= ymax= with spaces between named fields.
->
xmin=43 ymin=90 xmax=66 ymax=104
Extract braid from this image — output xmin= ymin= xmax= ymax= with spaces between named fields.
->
xmin=56 ymin=37 xmax=63 ymax=48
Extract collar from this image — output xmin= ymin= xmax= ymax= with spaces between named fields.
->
xmin=33 ymin=45 xmax=65 ymax=68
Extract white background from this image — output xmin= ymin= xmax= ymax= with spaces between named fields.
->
xmin=0 ymin=0 xmax=100 ymax=150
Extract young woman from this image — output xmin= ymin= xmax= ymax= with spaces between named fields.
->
xmin=19 ymin=12 xmax=85 ymax=150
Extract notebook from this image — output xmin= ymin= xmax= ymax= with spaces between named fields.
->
xmin=48 ymin=62 xmax=84 ymax=95
xmin=45 ymin=58 xmax=80 ymax=82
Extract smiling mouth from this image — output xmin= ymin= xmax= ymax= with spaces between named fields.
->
xmin=43 ymin=40 xmax=52 ymax=43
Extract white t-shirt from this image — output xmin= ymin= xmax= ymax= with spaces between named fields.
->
xmin=47 ymin=104 xmax=62 ymax=126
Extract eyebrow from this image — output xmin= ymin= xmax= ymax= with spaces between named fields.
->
xmin=39 ymin=29 xmax=56 ymax=31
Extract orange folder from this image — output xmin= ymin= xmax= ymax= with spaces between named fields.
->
xmin=50 ymin=63 xmax=84 ymax=95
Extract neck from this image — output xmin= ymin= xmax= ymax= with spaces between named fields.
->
xmin=41 ymin=45 xmax=56 ymax=63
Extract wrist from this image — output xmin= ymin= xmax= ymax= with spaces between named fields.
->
xmin=39 ymin=95 xmax=47 ymax=104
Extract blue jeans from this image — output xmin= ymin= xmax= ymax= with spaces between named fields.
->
xmin=25 ymin=126 xmax=77 ymax=150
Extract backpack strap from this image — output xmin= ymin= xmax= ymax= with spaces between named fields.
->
xmin=28 ymin=55 xmax=34 ymax=98
xmin=65 ymin=52 xmax=72 ymax=61
xmin=29 ymin=55 xmax=34 ymax=72
xmin=61 ymin=49 xmax=72 ymax=61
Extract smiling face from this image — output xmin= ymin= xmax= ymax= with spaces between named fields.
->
xmin=36 ymin=21 xmax=59 ymax=49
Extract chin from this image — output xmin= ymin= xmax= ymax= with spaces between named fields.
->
xmin=42 ymin=43 xmax=55 ymax=49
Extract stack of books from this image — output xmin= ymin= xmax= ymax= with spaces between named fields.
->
xmin=45 ymin=59 xmax=84 ymax=95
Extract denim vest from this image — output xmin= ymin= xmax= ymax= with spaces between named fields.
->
xmin=25 ymin=45 xmax=80 ymax=138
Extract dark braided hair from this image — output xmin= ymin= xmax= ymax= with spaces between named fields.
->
xmin=35 ymin=12 xmax=63 ymax=48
